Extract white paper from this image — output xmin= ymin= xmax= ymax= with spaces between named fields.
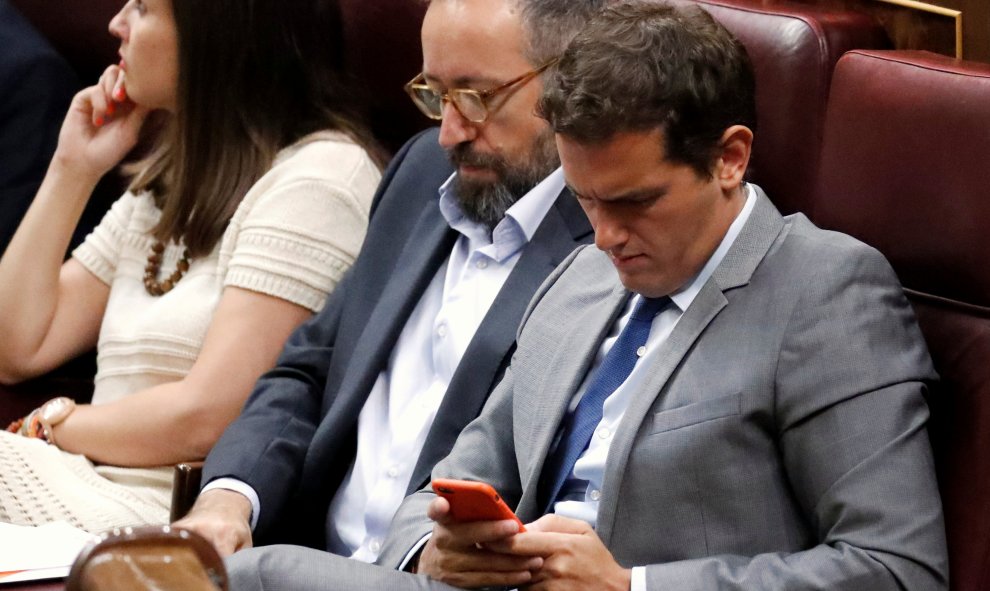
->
xmin=0 ymin=521 xmax=95 ymax=583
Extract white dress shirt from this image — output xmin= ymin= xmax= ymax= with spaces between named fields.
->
xmin=205 ymin=168 xmax=566 ymax=563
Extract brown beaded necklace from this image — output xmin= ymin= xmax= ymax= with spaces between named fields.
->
xmin=143 ymin=241 xmax=191 ymax=296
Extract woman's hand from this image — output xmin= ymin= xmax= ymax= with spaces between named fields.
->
xmin=52 ymin=64 xmax=151 ymax=181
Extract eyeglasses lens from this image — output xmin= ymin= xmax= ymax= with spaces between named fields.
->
xmin=409 ymin=86 xmax=489 ymax=123
xmin=411 ymin=87 xmax=443 ymax=119
xmin=451 ymin=92 xmax=487 ymax=122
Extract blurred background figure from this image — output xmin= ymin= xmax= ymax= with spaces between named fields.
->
xmin=0 ymin=0 xmax=78 ymax=255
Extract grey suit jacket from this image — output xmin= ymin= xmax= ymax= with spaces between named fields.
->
xmin=380 ymin=188 xmax=948 ymax=590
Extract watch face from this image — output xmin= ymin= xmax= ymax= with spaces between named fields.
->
xmin=41 ymin=397 xmax=75 ymax=424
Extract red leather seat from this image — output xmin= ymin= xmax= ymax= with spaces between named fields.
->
xmin=673 ymin=0 xmax=889 ymax=215
xmin=9 ymin=0 xmax=119 ymax=83
xmin=815 ymin=49 xmax=990 ymax=591
xmin=339 ymin=0 xmax=431 ymax=154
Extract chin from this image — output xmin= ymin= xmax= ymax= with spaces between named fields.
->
xmin=618 ymin=278 xmax=670 ymax=299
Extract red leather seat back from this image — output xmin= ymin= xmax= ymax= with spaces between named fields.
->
xmin=9 ymin=0 xmax=119 ymax=84
xmin=815 ymin=49 xmax=990 ymax=591
xmin=670 ymin=0 xmax=888 ymax=215
xmin=338 ymin=0 xmax=431 ymax=154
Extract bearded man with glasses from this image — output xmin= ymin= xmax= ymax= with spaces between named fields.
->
xmin=175 ymin=0 xmax=604 ymax=582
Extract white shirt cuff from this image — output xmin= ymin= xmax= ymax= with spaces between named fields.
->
xmin=201 ymin=478 xmax=261 ymax=530
xmin=631 ymin=565 xmax=646 ymax=591
xmin=398 ymin=532 xmax=432 ymax=571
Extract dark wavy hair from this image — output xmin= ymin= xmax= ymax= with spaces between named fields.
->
xmin=538 ymin=1 xmax=757 ymax=179
xmin=129 ymin=0 xmax=380 ymax=257
xmin=517 ymin=0 xmax=609 ymax=64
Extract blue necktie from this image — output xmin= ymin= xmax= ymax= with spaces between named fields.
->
xmin=538 ymin=295 xmax=670 ymax=513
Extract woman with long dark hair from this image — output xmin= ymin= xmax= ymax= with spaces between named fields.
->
xmin=0 ymin=0 xmax=381 ymax=531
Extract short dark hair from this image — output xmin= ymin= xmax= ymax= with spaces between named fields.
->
xmin=517 ymin=0 xmax=609 ymax=65
xmin=539 ymin=1 xmax=757 ymax=178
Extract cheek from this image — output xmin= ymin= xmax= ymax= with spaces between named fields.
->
xmin=491 ymin=100 xmax=545 ymax=147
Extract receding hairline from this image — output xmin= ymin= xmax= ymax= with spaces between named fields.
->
xmin=423 ymin=0 xmax=604 ymax=65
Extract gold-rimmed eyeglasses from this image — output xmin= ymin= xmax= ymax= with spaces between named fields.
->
xmin=404 ymin=58 xmax=558 ymax=123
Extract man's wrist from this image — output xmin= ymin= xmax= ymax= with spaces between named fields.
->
xmin=196 ymin=488 xmax=252 ymax=522
xmin=200 ymin=478 xmax=260 ymax=529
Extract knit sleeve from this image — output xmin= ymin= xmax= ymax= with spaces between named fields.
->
xmin=71 ymin=192 xmax=140 ymax=286
xmin=222 ymin=159 xmax=378 ymax=312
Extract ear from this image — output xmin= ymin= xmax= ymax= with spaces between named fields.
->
xmin=715 ymin=125 xmax=753 ymax=191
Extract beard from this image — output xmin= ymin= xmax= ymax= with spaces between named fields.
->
xmin=446 ymin=128 xmax=559 ymax=230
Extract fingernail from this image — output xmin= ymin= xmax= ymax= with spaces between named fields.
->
xmin=114 ymin=87 xmax=126 ymax=101
xmin=95 ymin=116 xmax=104 ymax=127
xmin=106 ymin=102 xmax=116 ymax=115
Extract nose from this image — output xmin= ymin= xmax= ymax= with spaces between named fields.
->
xmin=108 ymin=5 xmax=127 ymax=40
xmin=592 ymin=208 xmax=627 ymax=253
xmin=437 ymin=101 xmax=478 ymax=149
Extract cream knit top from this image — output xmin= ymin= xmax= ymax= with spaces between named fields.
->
xmin=73 ymin=130 xmax=380 ymax=406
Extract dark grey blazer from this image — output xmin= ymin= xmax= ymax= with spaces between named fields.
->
xmin=0 ymin=0 xmax=77 ymax=255
xmin=202 ymin=128 xmax=593 ymax=548
xmin=382 ymin=189 xmax=948 ymax=590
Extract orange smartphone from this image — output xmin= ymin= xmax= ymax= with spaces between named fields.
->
xmin=432 ymin=478 xmax=526 ymax=532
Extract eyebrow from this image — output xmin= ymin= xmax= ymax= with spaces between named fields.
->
xmin=567 ymin=184 xmax=670 ymax=203
xmin=422 ymin=72 xmax=503 ymax=90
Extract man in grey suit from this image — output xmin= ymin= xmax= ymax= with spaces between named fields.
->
xmin=226 ymin=2 xmax=947 ymax=589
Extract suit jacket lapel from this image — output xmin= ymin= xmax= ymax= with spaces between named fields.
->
xmin=309 ymin=199 xmax=456 ymax=455
xmin=515 ymin=281 xmax=631 ymax=515
xmin=594 ymin=188 xmax=786 ymax=543
xmin=407 ymin=188 xmax=594 ymax=493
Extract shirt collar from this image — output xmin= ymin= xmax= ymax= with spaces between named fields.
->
xmin=438 ymin=167 xmax=565 ymax=262
xmin=667 ymin=183 xmax=757 ymax=312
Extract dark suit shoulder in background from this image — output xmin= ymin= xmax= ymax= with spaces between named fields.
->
xmin=0 ymin=0 xmax=79 ymax=255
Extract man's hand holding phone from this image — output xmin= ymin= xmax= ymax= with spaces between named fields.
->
xmin=417 ymin=479 xmax=542 ymax=589
xmin=420 ymin=479 xmax=633 ymax=591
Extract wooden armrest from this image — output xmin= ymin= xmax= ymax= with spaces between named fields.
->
xmin=66 ymin=526 xmax=227 ymax=591
xmin=170 ymin=461 xmax=204 ymax=523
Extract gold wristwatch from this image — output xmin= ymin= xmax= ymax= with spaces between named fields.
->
xmin=37 ymin=396 xmax=76 ymax=446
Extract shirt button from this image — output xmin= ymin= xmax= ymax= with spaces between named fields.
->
xmin=369 ymin=539 xmax=381 ymax=553
xmin=387 ymin=466 xmax=400 ymax=478
xmin=590 ymin=489 xmax=602 ymax=501
xmin=476 ymin=259 xmax=488 ymax=269
xmin=636 ymin=345 xmax=646 ymax=357
xmin=437 ymin=324 xmax=448 ymax=338
xmin=598 ymin=427 xmax=611 ymax=439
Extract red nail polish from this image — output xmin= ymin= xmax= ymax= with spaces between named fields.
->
xmin=106 ymin=102 xmax=116 ymax=116
xmin=95 ymin=116 xmax=104 ymax=127
xmin=114 ymin=87 xmax=126 ymax=101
